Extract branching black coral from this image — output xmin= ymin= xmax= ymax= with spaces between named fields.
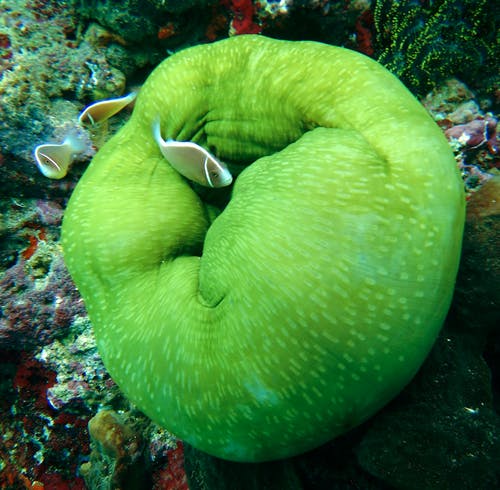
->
xmin=373 ymin=0 xmax=498 ymax=95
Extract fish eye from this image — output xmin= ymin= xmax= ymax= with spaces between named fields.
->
xmin=39 ymin=153 xmax=61 ymax=170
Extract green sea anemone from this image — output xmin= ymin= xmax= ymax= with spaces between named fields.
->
xmin=62 ymin=35 xmax=464 ymax=462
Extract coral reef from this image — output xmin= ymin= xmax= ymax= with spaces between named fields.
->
xmin=73 ymin=0 xmax=223 ymax=54
xmin=0 ymin=196 xmax=85 ymax=350
xmin=0 ymin=0 xmax=498 ymax=487
xmin=423 ymin=79 xmax=499 ymax=195
xmin=372 ymin=0 xmax=499 ymax=96
xmin=0 ymin=196 xmax=108 ymax=486
xmin=224 ymin=0 xmax=262 ymax=35
xmin=254 ymin=0 xmax=372 ymax=47
xmin=0 ymin=195 xmax=187 ymax=486
xmin=0 ymin=350 xmax=89 ymax=488
xmin=0 ymin=0 xmax=126 ymax=198
xmin=453 ymin=176 xmax=500 ymax=333
xmin=81 ymin=409 xmax=189 ymax=490
xmin=80 ymin=409 xmax=150 ymax=489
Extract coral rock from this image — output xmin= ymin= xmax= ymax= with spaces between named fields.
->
xmin=81 ymin=410 xmax=150 ymax=490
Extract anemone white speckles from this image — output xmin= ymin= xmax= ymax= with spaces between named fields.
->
xmin=364 ymin=277 xmax=376 ymax=286
xmin=312 ymin=343 xmax=328 ymax=358
xmin=309 ymin=311 xmax=321 ymax=323
xmin=376 ymin=334 xmax=390 ymax=343
xmin=297 ymin=350 xmax=309 ymax=362
xmin=413 ymin=316 xmax=422 ymax=326
xmin=342 ymin=352 xmax=355 ymax=363
xmin=284 ymin=408 xmax=300 ymax=420
xmin=244 ymin=377 xmax=280 ymax=405
xmin=378 ymin=244 xmax=391 ymax=254
xmin=302 ymin=393 xmax=315 ymax=406
xmin=344 ymin=317 xmax=358 ymax=328
xmin=365 ymin=348 xmax=375 ymax=359
xmin=376 ymin=266 xmax=389 ymax=276
xmin=322 ymin=331 xmax=340 ymax=345
xmin=382 ymin=306 xmax=396 ymax=317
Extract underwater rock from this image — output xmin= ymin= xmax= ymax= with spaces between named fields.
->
xmin=74 ymin=0 xmax=217 ymax=50
xmin=0 ymin=1 xmax=123 ymax=198
xmin=0 ymin=351 xmax=89 ymax=488
xmin=423 ymin=79 xmax=479 ymax=120
xmin=423 ymin=79 xmax=499 ymax=193
xmin=81 ymin=409 xmax=150 ymax=490
xmin=39 ymin=317 xmax=123 ymax=412
xmin=0 ymin=197 xmax=85 ymax=350
xmin=453 ymin=176 xmax=500 ymax=332
xmin=184 ymin=444 xmax=302 ymax=490
xmin=356 ymin=331 xmax=500 ymax=490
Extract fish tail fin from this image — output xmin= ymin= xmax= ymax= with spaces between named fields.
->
xmin=63 ymin=130 xmax=88 ymax=155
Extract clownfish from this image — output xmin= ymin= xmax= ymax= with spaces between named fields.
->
xmin=152 ymin=117 xmax=232 ymax=188
xmin=34 ymin=132 xmax=87 ymax=179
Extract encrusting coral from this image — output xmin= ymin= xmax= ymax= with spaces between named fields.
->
xmin=61 ymin=35 xmax=465 ymax=462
